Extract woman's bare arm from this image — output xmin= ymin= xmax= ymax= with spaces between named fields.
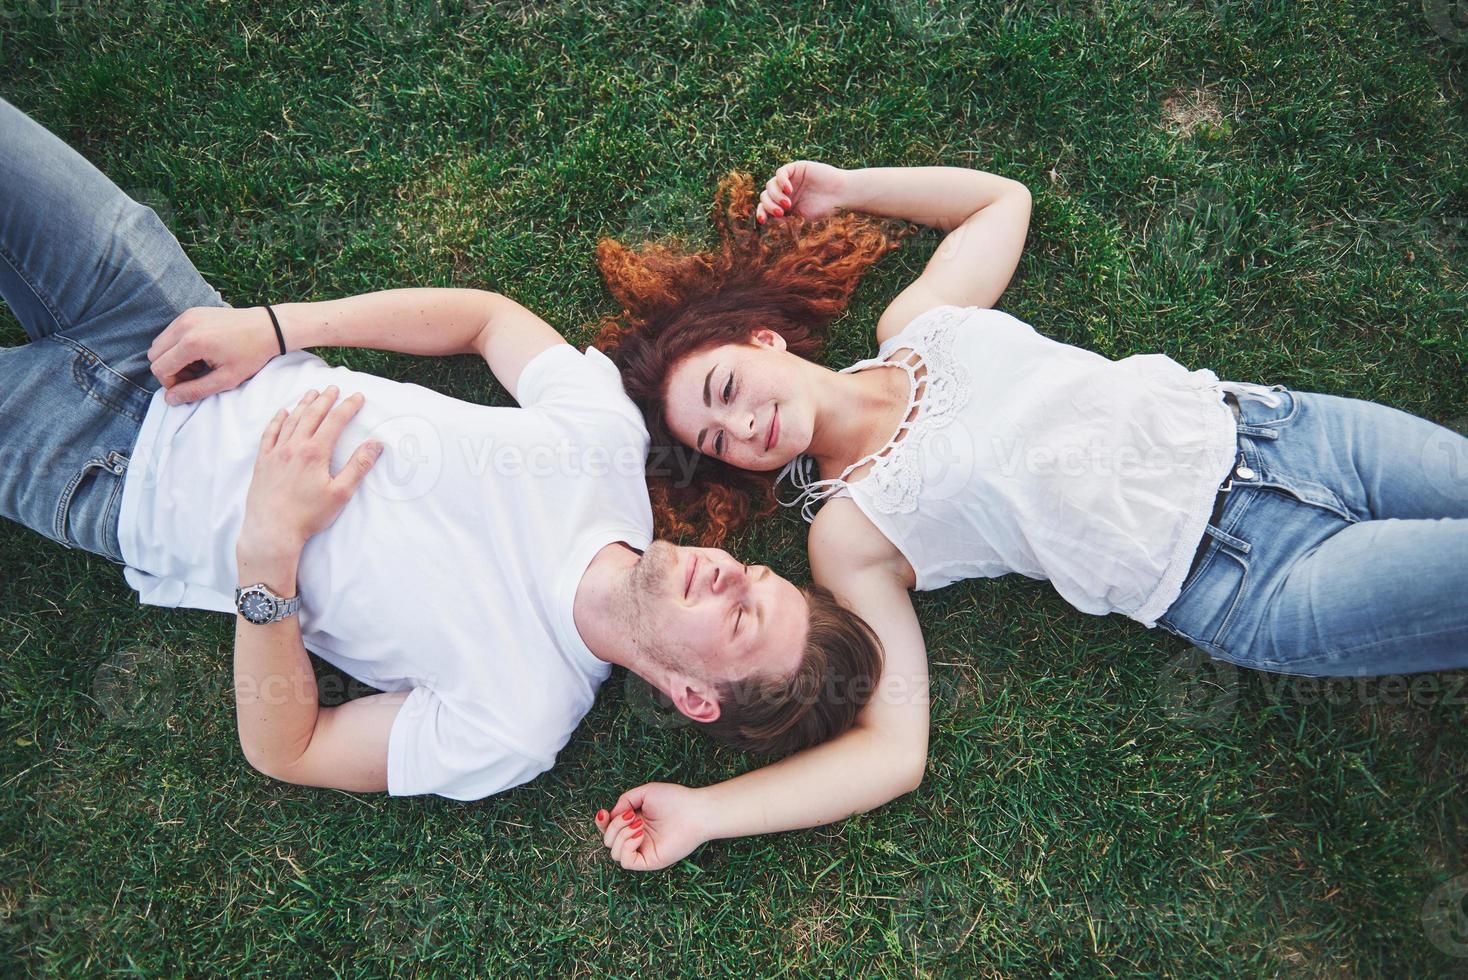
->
xmin=755 ymin=161 xmax=1032 ymax=344
xmin=595 ymin=500 xmax=930 ymax=871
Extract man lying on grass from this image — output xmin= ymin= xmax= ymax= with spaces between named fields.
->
xmin=0 ymin=97 xmax=881 ymax=800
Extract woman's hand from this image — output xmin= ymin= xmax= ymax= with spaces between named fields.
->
xmin=237 ymin=387 xmax=383 ymax=564
xmin=149 ymin=306 xmax=285 ymax=405
xmin=756 ymin=161 xmax=850 ymax=224
xmin=593 ymin=782 xmax=716 ymax=871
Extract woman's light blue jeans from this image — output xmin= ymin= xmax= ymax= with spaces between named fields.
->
xmin=1157 ymin=386 xmax=1468 ymax=675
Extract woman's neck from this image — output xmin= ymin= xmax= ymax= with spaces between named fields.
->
xmin=805 ymin=359 xmax=913 ymax=479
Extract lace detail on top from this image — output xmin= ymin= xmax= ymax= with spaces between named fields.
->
xmin=776 ymin=306 xmax=974 ymax=521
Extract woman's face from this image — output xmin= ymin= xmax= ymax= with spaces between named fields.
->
xmin=663 ymin=330 xmax=814 ymax=472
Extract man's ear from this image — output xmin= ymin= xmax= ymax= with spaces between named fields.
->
xmin=668 ymin=680 xmax=721 ymax=724
xmin=751 ymin=328 xmax=788 ymax=352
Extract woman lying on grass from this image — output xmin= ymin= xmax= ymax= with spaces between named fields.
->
xmin=589 ymin=161 xmax=1468 ymax=869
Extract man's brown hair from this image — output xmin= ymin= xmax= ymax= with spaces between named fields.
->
xmin=690 ymin=583 xmax=883 ymax=757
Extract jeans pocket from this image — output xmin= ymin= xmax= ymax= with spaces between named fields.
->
xmin=54 ymin=450 xmax=128 ymax=562
xmin=1158 ymin=543 xmax=1251 ymax=655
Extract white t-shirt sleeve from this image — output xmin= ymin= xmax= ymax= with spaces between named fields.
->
xmin=514 ymin=343 xmax=645 ymax=431
xmin=386 ymin=686 xmax=551 ymax=801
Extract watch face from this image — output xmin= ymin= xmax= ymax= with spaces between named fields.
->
xmin=240 ymin=589 xmax=278 ymax=625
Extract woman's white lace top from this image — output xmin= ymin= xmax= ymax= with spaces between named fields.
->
xmin=777 ymin=305 xmax=1240 ymax=626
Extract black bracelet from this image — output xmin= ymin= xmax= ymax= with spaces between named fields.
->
xmin=263 ymin=303 xmax=286 ymax=357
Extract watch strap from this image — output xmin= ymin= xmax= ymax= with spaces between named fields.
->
xmin=275 ymin=593 xmax=301 ymax=619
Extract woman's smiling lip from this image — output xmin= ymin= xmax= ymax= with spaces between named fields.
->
xmin=765 ymin=404 xmax=780 ymax=452
xmin=684 ymin=553 xmax=697 ymax=599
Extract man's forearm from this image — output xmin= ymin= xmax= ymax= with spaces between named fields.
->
xmin=272 ymin=287 xmax=497 ymax=358
xmin=233 ymin=534 xmax=320 ymax=776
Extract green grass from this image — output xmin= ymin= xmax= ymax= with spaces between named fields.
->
xmin=3 ymin=0 xmax=1467 ymax=975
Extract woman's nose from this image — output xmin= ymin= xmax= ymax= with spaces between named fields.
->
xmin=717 ymin=407 xmax=757 ymax=440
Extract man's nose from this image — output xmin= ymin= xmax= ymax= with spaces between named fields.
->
xmin=709 ymin=557 xmax=750 ymax=595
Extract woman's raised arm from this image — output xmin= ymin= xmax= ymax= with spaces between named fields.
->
xmin=756 ymin=161 xmax=1032 ymax=343
xmin=595 ymin=500 xmax=929 ymax=871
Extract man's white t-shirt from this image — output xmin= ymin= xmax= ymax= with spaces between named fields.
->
xmin=115 ymin=343 xmax=654 ymax=801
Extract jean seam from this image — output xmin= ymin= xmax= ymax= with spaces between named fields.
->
xmin=1237 ymin=429 xmax=1358 ymax=525
xmin=0 ymin=237 xmax=68 ymax=340
xmin=99 ymin=473 xmax=126 ymax=563
xmin=1212 ymin=549 xmax=1251 ymax=647
xmin=56 ymin=335 xmax=150 ymax=422
xmin=1257 ymin=619 xmax=1468 ymax=671
xmin=53 ymin=457 xmax=105 ymax=545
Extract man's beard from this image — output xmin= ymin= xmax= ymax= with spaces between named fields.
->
xmin=623 ymin=541 xmax=688 ymax=671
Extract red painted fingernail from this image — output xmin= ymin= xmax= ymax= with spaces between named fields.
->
xmin=597 ymin=809 xmax=608 ymax=822
xmin=622 ymin=810 xmax=635 ymax=821
xmin=630 ymin=818 xmax=643 ymax=829
xmin=630 ymin=829 xmax=644 ymax=839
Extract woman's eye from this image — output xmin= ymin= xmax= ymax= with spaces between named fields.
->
xmin=723 ymin=374 xmax=733 ymax=403
xmin=714 ymin=432 xmax=724 ymax=456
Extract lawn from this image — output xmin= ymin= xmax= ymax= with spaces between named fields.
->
xmin=2 ymin=0 xmax=1466 ymax=975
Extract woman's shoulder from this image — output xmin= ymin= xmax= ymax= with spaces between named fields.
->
xmin=875 ymin=304 xmax=1030 ymax=357
xmin=808 ymin=497 xmax=903 ymax=571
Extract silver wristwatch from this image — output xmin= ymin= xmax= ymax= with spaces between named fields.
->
xmin=235 ymin=583 xmax=302 ymax=625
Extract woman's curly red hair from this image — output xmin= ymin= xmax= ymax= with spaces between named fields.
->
xmin=594 ymin=172 xmax=909 ymax=546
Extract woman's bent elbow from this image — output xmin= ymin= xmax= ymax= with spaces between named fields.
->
xmin=896 ymin=749 xmax=927 ymax=795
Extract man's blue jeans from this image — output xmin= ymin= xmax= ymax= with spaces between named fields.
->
xmin=0 ymin=95 xmax=228 ymax=562
xmin=1158 ymin=387 xmax=1468 ymax=675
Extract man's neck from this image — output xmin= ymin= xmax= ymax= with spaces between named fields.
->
xmin=571 ymin=541 xmax=641 ymax=669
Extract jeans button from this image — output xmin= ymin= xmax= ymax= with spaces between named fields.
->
xmin=1235 ymin=465 xmax=1256 ymax=480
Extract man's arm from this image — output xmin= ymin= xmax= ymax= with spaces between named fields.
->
xmin=232 ymin=384 xmax=407 ymax=790
xmin=149 ymin=288 xmax=566 ymax=404
xmin=234 ymin=528 xmax=410 ymax=791
xmin=596 ymin=501 xmax=930 ymax=870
